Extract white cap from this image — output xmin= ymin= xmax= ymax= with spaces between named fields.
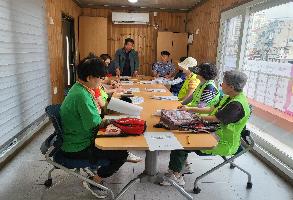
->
xmin=178 ymin=57 xmax=197 ymax=70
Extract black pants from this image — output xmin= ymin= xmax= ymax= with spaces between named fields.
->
xmin=62 ymin=146 xmax=128 ymax=178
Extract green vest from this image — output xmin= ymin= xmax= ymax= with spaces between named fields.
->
xmin=178 ymin=73 xmax=199 ymax=100
xmin=100 ymin=86 xmax=108 ymax=103
xmin=187 ymin=80 xmax=220 ymax=107
xmin=201 ymin=92 xmax=250 ymax=156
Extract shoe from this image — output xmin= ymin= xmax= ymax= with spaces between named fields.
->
xmin=160 ymin=173 xmax=185 ymax=186
xmin=127 ymin=152 xmax=143 ymax=163
xmin=164 ymin=169 xmax=174 ymax=177
xmin=82 ymin=181 xmax=108 ymax=199
xmin=182 ymin=163 xmax=194 ymax=174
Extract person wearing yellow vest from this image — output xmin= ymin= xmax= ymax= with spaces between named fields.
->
xmin=177 ymin=57 xmax=200 ymax=102
xmin=180 ymin=63 xmax=220 ymax=109
xmin=161 ymin=70 xmax=250 ymax=186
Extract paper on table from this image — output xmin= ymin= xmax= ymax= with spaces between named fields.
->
xmin=121 ymin=81 xmax=134 ymax=85
xmin=126 ymin=88 xmax=140 ymax=93
xmin=151 ymin=96 xmax=179 ymax=101
xmin=146 ymin=88 xmax=166 ymax=93
xmin=144 ymin=132 xmax=183 ymax=151
xmin=130 ymin=96 xmax=144 ymax=104
xmin=139 ymin=80 xmax=153 ymax=84
xmin=107 ymin=97 xmax=143 ymax=116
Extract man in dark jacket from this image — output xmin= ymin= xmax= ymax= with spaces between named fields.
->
xmin=114 ymin=38 xmax=139 ymax=77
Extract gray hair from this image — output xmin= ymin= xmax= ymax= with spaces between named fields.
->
xmin=223 ymin=70 xmax=247 ymax=92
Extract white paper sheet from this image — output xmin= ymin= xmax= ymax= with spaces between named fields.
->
xmin=130 ymin=96 xmax=144 ymax=104
xmin=121 ymin=81 xmax=134 ymax=85
xmin=146 ymin=88 xmax=166 ymax=93
xmin=144 ymin=132 xmax=183 ymax=151
xmin=151 ymin=95 xmax=179 ymax=101
xmin=126 ymin=88 xmax=140 ymax=92
xmin=139 ymin=80 xmax=153 ymax=84
xmin=107 ymin=97 xmax=143 ymax=116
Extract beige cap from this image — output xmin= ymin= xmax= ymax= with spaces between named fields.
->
xmin=178 ymin=57 xmax=197 ymax=70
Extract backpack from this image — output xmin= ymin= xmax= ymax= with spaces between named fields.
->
xmin=112 ymin=118 xmax=146 ymax=135
xmin=159 ymin=110 xmax=196 ymax=130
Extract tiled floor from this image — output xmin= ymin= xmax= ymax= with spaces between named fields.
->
xmin=0 ymin=124 xmax=292 ymax=200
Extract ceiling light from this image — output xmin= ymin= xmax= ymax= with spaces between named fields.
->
xmin=128 ymin=0 xmax=138 ymax=3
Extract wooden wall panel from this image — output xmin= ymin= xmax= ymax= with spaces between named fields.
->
xmin=45 ymin=0 xmax=81 ymax=104
xmin=81 ymin=9 xmax=187 ymax=76
xmin=79 ymin=17 xmax=108 ymax=59
xmin=187 ymin=0 xmax=251 ymax=64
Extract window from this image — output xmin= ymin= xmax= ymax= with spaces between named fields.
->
xmin=217 ymin=0 xmax=293 ymax=177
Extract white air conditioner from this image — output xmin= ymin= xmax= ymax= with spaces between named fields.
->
xmin=112 ymin=12 xmax=149 ymax=24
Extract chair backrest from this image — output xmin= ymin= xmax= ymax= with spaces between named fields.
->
xmin=43 ymin=104 xmax=63 ymax=152
xmin=45 ymin=104 xmax=63 ymax=136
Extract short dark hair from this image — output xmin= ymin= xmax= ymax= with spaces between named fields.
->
xmin=124 ymin=38 xmax=134 ymax=45
xmin=100 ymin=54 xmax=112 ymax=61
xmin=77 ymin=55 xmax=106 ymax=82
xmin=179 ymin=57 xmax=187 ymax=62
xmin=161 ymin=51 xmax=170 ymax=56
xmin=194 ymin=63 xmax=218 ymax=80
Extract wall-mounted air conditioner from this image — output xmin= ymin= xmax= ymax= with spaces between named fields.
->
xmin=112 ymin=12 xmax=149 ymax=24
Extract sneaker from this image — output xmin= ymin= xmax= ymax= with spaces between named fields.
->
xmin=82 ymin=181 xmax=108 ymax=199
xmin=160 ymin=173 xmax=185 ymax=186
xmin=182 ymin=163 xmax=194 ymax=174
xmin=164 ymin=169 xmax=174 ymax=177
xmin=127 ymin=152 xmax=143 ymax=163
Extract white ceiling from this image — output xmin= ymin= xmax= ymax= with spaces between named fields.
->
xmin=75 ymin=0 xmax=202 ymax=11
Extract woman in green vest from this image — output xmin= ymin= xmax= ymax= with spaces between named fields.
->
xmin=161 ymin=70 xmax=250 ymax=186
xmin=180 ymin=63 xmax=220 ymax=109
xmin=177 ymin=57 xmax=200 ymax=102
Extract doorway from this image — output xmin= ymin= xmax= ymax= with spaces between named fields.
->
xmin=62 ymin=13 xmax=76 ymax=96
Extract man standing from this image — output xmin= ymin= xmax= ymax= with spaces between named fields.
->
xmin=114 ymin=38 xmax=139 ymax=77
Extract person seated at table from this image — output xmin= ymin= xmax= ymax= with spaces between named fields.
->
xmin=99 ymin=53 xmax=115 ymax=77
xmin=169 ymin=57 xmax=187 ymax=96
xmin=60 ymin=56 xmax=129 ymax=196
xmin=160 ymin=70 xmax=250 ymax=186
xmin=176 ymin=57 xmax=200 ymax=102
xmin=152 ymin=51 xmax=175 ymax=78
xmin=180 ymin=63 xmax=220 ymax=109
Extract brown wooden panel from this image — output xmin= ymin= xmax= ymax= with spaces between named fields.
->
xmin=172 ymin=32 xmax=188 ymax=64
xmin=45 ymin=0 xmax=81 ymax=104
xmin=187 ymin=0 xmax=250 ymax=64
xmin=79 ymin=16 xmax=108 ymax=59
xmin=157 ymin=32 xmax=173 ymax=61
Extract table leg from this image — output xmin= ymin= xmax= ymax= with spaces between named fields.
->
xmin=144 ymin=150 xmax=158 ymax=176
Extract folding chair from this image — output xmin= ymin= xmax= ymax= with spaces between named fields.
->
xmin=193 ymin=127 xmax=255 ymax=194
xmin=40 ymin=104 xmax=115 ymax=199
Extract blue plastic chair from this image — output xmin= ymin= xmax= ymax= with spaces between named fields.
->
xmin=41 ymin=105 xmax=114 ymax=199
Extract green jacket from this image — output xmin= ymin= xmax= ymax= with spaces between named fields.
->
xmin=201 ymin=93 xmax=250 ymax=156
xmin=187 ymin=80 xmax=220 ymax=107
xmin=60 ymin=83 xmax=102 ymax=152
xmin=114 ymin=48 xmax=139 ymax=75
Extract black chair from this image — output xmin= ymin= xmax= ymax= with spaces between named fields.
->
xmin=193 ymin=127 xmax=255 ymax=194
xmin=40 ymin=104 xmax=114 ymax=199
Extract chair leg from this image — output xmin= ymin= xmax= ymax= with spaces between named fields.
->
xmin=193 ymin=156 xmax=238 ymax=194
xmin=44 ymin=167 xmax=56 ymax=187
xmin=227 ymin=163 xmax=252 ymax=189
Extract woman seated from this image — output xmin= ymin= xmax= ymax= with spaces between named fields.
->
xmin=60 ymin=56 xmax=128 ymax=196
xmin=161 ymin=70 xmax=250 ymax=186
xmin=176 ymin=57 xmax=200 ymax=102
xmin=180 ymin=63 xmax=220 ymax=109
